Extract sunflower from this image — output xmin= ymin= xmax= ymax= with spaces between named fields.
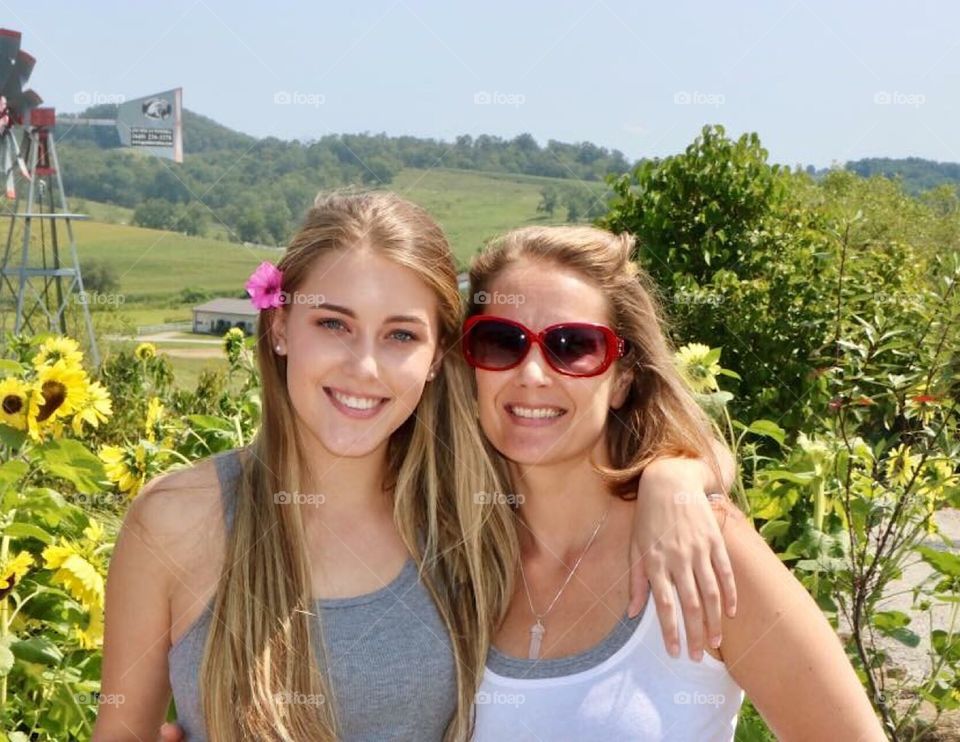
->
xmin=0 ymin=377 xmax=31 ymax=431
xmin=33 ymin=336 xmax=84 ymax=371
xmin=0 ymin=551 xmax=34 ymax=600
xmin=134 ymin=342 xmax=156 ymax=361
xmin=71 ymin=380 xmax=113 ymax=435
xmin=145 ymin=396 xmax=165 ymax=443
xmin=223 ymin=327 xmax=247 ymax=366
xmin=885 ymin=444 xmax=922 ymax=489
xmin=100 ymin=441 xmax=159 ymax=498
xmin=674 ymin=343 xmax=722 ymax=393
xmin=35 ymin=361 xmax=89 ymax=423
xmin=76 ymin=602 xmax=104 ymax=649
xmin=42 ymin=540 xmax=104 ymax=611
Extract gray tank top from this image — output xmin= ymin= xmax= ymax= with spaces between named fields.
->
xmin=485 ymin=608 xmax=645 ymax=678
xmin=167 ymin=450 xmax=457 ymax=740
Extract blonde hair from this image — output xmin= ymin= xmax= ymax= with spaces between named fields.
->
xmin=465 ymin=224 xmax=726 ymax=497
xmin=200 ymin=191 xmax=518 ymax=740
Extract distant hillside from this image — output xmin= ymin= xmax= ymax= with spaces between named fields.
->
xmin=845 ymin=157 xmax=960 ymax=194
xmin=53 ymin=104 xmax=630 ymax=245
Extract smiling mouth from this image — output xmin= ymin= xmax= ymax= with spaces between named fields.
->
xmin=324 ymin=387 xmax=390 ymax=416
xmin=505 ymin=403 xmax=568 ymax=420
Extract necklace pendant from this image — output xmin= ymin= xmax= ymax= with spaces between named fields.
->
xmin=528 ymin=619 xmax=545 ymax=660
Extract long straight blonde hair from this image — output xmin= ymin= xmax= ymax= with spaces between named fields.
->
xmin=464 ymin=225 xmax=726 ymax=497
xmin=200 ymin=191 xmax=518 ymax=740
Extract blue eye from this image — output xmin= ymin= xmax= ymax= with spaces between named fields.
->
xmin=317 ymin=318 xmax=346 ymax=331
xmin=390 ymin=329 xmax=417 ymax=343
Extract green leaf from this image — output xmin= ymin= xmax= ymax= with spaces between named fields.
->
xmin=916 ymin=546 xmax=960 ymax=578
xmin=0 ymin=424 xmax=26 ymax=451
xmin=872 ymin=611 xmax=921 ymax=647
xmin=747 ymin=419 xmax=786 ymax=445
xmin=931 ymin=630 xmax=960 ymax=662
xmin=759 ymin=519 xmax=790 ymax=540
xmin=35 ymin=439 xmax=106 ymax=495
xmin=9 ymin=635 xmax=64 ymax=666
xmin=872 ymin=610 xmax=911 ymax=631
xmin=0 ymin=360 xmax=22 ymax=375
xmin=759 ymin=469 xmax=817 ymax=485
xmin=186 ymin=414 xmax=234 ymax=432
xmin=2 ymin=522 xmax=54 ymax=545
xmin=0 ymin=460 xmax=28 ymax=492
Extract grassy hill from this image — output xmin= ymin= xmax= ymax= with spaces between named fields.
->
xmin=72 ymin=166 xmax=591 ymax=287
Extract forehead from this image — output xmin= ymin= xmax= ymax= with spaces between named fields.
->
xmin=483 ymin=259 xmax=610 ymax=327
xmin=297 ymin=246 xmax=438 ymax=319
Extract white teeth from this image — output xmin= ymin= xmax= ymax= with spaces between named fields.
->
xmin=331 ymin=390 xmax=383 ymax=410
xmin=509 ymin=405 xmax=564 ymax=419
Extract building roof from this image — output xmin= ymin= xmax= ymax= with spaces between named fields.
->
xmin=193 ymin=298 xmax=259 ymax=316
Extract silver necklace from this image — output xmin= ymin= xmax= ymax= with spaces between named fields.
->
xmin=518 ymin=504 xmax=611 ymax=660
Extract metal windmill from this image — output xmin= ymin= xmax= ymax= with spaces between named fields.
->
xmin=0 ymin=29 xmax=100 ymax=364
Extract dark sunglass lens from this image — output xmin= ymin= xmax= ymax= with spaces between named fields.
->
xmin=544 ymin=327 xmax=607 ymax=374
xmin=468 ymin=321 xmax=527 ymax=368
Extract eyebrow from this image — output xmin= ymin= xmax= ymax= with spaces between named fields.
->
xmin=314 ymin=302 xmax=428 ymax=326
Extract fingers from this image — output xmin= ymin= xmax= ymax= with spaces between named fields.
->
xmin=159 ymin=723 xmax=185 ymax=742
xmin=627 ymin=548 xmax=649 ymax=618
xmin=712 ymin=536 xmax=738 ymax=618
xmin=675 ymin=571 xmax=705 ymax=662
xmin=649 ymin=571 xmax=680 ymax=658
xmin=694 ymin=554 xmax=723 ymax=651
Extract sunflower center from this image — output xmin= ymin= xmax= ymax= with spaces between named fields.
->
xmin=37 ymin=381 xmax=67 ymax=421
xmin=1 ymin=395 xmax=23 ymax=415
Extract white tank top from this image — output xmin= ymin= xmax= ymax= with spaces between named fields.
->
xmin=474 ymin=593 xmax=745 ymax=741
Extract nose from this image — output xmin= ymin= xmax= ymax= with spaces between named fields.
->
xmin=341 ymin=334 xmax=380 ymax=381
xmin=516 ymin=342 xmax=551 ymax=387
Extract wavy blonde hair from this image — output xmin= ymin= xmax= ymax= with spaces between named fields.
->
xmin=465 ymin=224 xmax=726 ymax=497
xmin=200 ymin=191 xmax=517 ymax=740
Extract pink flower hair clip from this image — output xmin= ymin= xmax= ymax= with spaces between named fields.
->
xmin=245 ymin=261 xmax=284 ymax=310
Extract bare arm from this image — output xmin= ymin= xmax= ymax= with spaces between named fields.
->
xmin=93 ymin=482 xmax=178 ymax=740
xmin=715 ymin=499 xmax=886 ymax=740
xmin=630 ymin=440 xmax=738 ymax=660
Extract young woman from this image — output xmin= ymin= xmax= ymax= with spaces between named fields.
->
xmin=94 ymin=192 xmax=736 ymax=742
xmin=462 ymin=225 xmax=887 ymax=740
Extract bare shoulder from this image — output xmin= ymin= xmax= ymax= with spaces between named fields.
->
xmin=127 ymin=456 xmax=224 ymax=552
xmin=708 ymin=495 xmax=885 ymax=740
xmin=96 ymin=453 xmax=239 ymax=739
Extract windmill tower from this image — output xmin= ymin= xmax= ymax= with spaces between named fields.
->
xmin=0 ymin=29 xmax=99 ymax=364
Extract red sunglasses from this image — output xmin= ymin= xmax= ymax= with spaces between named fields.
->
xmin=462 ymin=315 xmax=628 ymax=378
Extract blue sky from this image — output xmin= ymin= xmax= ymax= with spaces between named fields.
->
xmin=8 ymin=0 xmax=960 ymax=167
